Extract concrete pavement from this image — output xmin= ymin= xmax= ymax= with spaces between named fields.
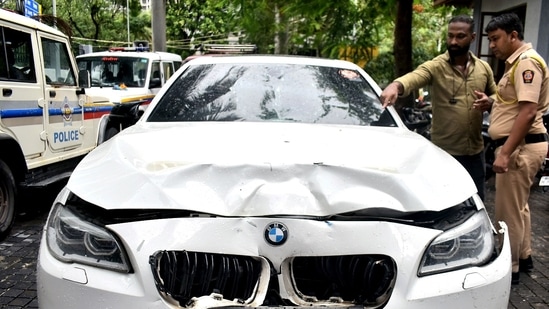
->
xmin=484 ymin=178 xmax=549 ymax=309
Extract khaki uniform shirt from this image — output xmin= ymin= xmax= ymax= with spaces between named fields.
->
xmin=488 ymin=43 xmax=549 ymax=139
xmin=396 ymin=51 xmax=497 ymax=156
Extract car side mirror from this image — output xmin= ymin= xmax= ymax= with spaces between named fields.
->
xmin=78 ymin=69 xmax=91 ymax=88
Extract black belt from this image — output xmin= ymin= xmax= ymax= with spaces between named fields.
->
xmin=493 ymin=133 xmax=549 ymax=148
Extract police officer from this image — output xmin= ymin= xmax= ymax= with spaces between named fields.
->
xmin=485 ymin=13 xmax=549 ymax=285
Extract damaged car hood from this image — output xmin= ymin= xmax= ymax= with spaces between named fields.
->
xmin=68 ymin=122 xmax=477 ymax=215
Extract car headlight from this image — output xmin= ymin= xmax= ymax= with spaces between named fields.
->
xmin=46 ymin=203 xmax=131 ymax=273
xmin=418 ymin=210 xmax=495 ymax=276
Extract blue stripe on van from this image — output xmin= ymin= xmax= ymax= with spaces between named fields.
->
xmin=1 ymin=105 xmax=114 ymax=119
xmin=82 ymin=106 xmax=114 ymax=113
xmin=0 ymin=108 xmax=43 ymax=118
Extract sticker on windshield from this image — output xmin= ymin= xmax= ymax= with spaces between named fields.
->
xmin=339 ymin=69 xmax=359 ymax=80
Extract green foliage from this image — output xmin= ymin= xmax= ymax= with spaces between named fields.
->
xmin=27 ymin=0 xmax=149 ymax=52
xmin=224 ymin=0 xmax=389 ymax=61
xmin=366 ymin=0 xmax=472 ymax=85
xmin=364 ymin=51 xmax=395 ymax=88
xmin=165 ymin=0 xmax=246 ymax=57
xmin=0 ymin=0 xmax=471 ymax=76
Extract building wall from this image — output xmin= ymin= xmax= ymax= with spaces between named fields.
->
xmin=141 ymin=0 xmax=151 ymax=11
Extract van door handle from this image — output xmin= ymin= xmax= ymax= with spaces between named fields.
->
xmin=2 ymin=88 xmax=12 ymax=97
xmin=49 ymin=90 xmax=56 ymax=97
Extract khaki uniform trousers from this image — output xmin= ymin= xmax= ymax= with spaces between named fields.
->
xmin=494 ymin=141 xmax=548 ymax=273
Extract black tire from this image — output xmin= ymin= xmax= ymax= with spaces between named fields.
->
xmin=104 ymin=126 xmax=120 ymax=142
xmin=0 ymin=159 xmax=16 ymax=240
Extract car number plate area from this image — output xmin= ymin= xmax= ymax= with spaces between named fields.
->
xmin=540 ymin=176 xmax=549 ymax=186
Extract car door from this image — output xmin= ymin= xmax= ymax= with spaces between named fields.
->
xmin=0 ymin=22 xmax=45 ymax=157
xmin=38 ymin=32 xmax=83 ymax=152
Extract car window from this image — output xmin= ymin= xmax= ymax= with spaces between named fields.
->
xmin=162 ymin=61 xmax=175 ymax=80
xmin=77 ymin=56 xmax=149 ymax=87
xmin=41 ymin=38 xmax=76 ymax=85
xmin=151 ymin=61 xmax=161 ymax=79
xmin=147 ymin=62 xmax=395 ymax=127
xmin=0 ymin=26 xmax=36 ymax=82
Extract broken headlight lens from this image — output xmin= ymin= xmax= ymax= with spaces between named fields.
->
xmin=418 ymin=210 xmax=495 ymax=276
xmin=46 ymin=202 xmax=131 ymax=273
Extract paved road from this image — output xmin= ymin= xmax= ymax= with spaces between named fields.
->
xmin=484 ymin=178 xmax=549 ymax=309
xmin=0 ymin=179 xmax=548 ymax=308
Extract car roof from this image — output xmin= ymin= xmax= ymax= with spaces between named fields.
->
xmin=183 ymin=54 xmax=361 ymax=69
xmin=77 ymin=50 xmax=182 ymax=62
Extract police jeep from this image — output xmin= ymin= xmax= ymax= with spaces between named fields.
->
xmin=0 ymin=9 xmax=136 ymax=239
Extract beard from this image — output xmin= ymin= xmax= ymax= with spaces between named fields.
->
xmin=448 ymin=45 xmax=470 ymax=58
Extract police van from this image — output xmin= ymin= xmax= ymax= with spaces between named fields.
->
xmin=0 ymin=9 xmax=133 ymax=239
xmin=76 ymin=45 xmax=182 ymax=136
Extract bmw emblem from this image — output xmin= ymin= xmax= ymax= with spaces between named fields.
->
xmin=265 ymin=222 xmax=289 ymax=246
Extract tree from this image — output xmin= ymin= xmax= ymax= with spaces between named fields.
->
xmin=392 ymin=0 xmax=414 ymax=107
xmin=165 ymin=0 xmax=240 ymax=57
xmin=365 ymin=0 xmax=471 ymax=88
xmin=1 ymin=0 xmax=470 ymax=75
xmin=223 ymin=0 xmax=389 ymax=62
xmin=32 ymin=0 xmax=149 ymax=52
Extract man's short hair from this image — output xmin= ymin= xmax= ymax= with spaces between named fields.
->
xmin=449 ymin=15 xmax=475 ymax=33
xmin=484 ymin=13 xmax=524 ymax=40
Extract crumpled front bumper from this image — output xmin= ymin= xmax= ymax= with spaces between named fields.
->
xmin=37 ymin=218 xmax=511 ymax=309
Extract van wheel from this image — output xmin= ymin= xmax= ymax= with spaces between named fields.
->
xmin=0 ymin=160 xmax=16 ymax=240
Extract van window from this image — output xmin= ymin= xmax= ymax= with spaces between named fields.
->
xmin=0 ymin=27 xmax=35 ymax=82
xmin=77 ymin=56 xmax=149 ymax=87
xmin=162 ymin=61 xmax=175 ymax=80
xmin=151 ymin=61 xmax=161 ymax=79
xmin=41 ymin=38 xmax=76 ymax=85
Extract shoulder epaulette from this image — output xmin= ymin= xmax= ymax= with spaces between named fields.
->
xmin=510 ymin=51 xmax=547 ymax=84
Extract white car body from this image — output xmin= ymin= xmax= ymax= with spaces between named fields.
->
xmin=37 ymin=55 xmax=511 ymax=309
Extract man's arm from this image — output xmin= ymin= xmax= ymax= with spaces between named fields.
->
xmin=473 ymin=60 xmax=498 ymax=112
xmin=379 ymin=60 xmax=436 ymax=108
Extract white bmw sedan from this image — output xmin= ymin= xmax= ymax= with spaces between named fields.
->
xmin=37 ymin=55 xmax=511 ymax=309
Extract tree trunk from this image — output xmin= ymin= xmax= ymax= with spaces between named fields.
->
xmin=273 ymin=3 xmax=289 ymax=55
xmin=152 ymin=0 xmax=166 ymax=52
xmin=393 ymin=0 xmax=414 ymax=109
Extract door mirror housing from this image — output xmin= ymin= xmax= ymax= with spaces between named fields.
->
xmin=78 ymin=69 xmax=91 ymax=88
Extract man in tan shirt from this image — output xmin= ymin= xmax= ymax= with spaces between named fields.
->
xmin=485 ymin=13 xmax=549 ymax=285
xmin=381 ymin=15 xmax=497 ymax=201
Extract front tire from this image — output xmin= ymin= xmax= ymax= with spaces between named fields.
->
xmin=0 ymin=159 xmax=16 ymax=240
